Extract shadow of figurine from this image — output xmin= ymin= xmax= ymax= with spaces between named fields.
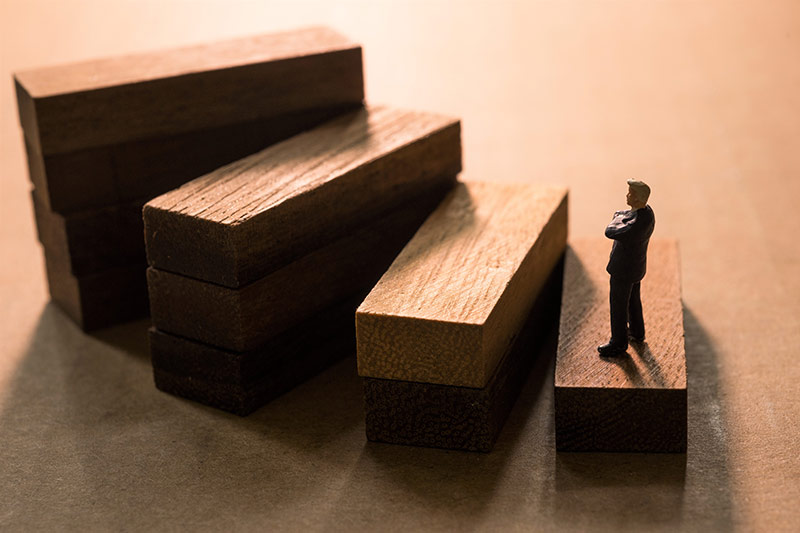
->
xmin=600 ymin=340 xmax=668 ymax=388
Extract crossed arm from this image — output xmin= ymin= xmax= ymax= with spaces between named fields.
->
xmin=605 ymin=211 xmax=638 ymax=241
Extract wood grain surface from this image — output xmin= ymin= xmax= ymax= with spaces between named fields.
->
xmin=144 ymin=106 xmax=462 ymax=287
xmin=14 ymin=26 xmax=364 ymax=156
xmin=27 ymin=106 xmax=359 ymax=214
xmin=150 ymin=296 xmax=362 ymax=415
xmin=357 ymin=181 xmax=568 ymax=388
xmin=554 ymin=238 xmax=686 ymax=452
xmin=364 ymin=259 xmax=562 ymax=452
xmin=147 ymin=184 xmax=453 ymax=352
xmin=32 ymin=193 xmax=144 ymax=275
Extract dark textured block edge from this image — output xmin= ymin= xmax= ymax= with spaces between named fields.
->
xmin=26 ymin=105 xmax=361 ymax=214
xmin=554 ymin=385 xmax=687 ymax=453
xmin=32 ymin=192 xmax=144 ymax=275
xmin=147 ymin=180 xmax=454 ymax=353
xmin=43 ymin=251 xmax=149 ymax=331
xmin=150 ymin=296 xmax=361 ymax=416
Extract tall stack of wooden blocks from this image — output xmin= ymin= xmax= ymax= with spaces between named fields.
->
xmin=356 ymin=181 xmax=569 ymax=451
xmin=144 ymin=106 xmax=462 ymax=415
xmin=15 ymin=27 xmax=365 ymax=330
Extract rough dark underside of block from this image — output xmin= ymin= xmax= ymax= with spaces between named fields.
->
xmin=150 ymin=296 xmax=361 ymax=416
xmin=362 ymin=259 xmax=563 ymax=452
xmin=554 ymin=386 xmax=687 ymax=452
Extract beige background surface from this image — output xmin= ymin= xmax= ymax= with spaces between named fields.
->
xmin=1 ymin=1 xmax=798 ymax=531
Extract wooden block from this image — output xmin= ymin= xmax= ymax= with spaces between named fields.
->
xmin=42 ymin=250 xmax=149 ymax=331
xmin=26 ymin=106 xmax=356 ymax=214
xmin=356 ymin=181 xmax=569 ymax=388
xmin=554 ymin=238 xmax=686 ymax=453
xmin=150 ymin=296 xmax=361 ymax=416
xmin=144 ymin=106 xmax=462 ymax=287
xmin=363 ymin=260 xmax=563 ymax=452
xmin=15 ymin=26 xmax=364 ymax=157
xmin=147 ymin=185 xmax=452 ymax=352
xmin=24 ymin=139 xmax=115 ymax=214
xmin=32 ymin=192 xmax=144 ymax=275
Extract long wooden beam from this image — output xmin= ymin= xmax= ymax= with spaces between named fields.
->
xmin=357 ymin=180 xmax=568 ymax=389
xmin=15 ymin=26 xmax=363 ymax=157
xmin=144 ymin=106 xmax=462 ymax=288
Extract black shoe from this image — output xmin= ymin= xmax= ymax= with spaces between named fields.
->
xmin=597 ymin=342 xmax=627 ymax=357
xmin=629 ymin=332 xmax=645 ymax=343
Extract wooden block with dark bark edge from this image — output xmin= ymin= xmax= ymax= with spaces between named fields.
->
xmin=14 ymin=26 xmax=364 ymax=158
xmin=150 ymin=296 xmax=363 ymax=416
xmin=32 ymin=192 xmax=144 ymax=275
xmin=554 ymin=238 xmax=686 ymax=453
xmin=147 ymin=184 xmax=453 ymax=352
xmin=25 ymin=106 xmax=357 ymax=214
xmin=363 ymin=260 xmax=563 ymax=452
xmin=144 ymin=106 xmax=462 ymax=287
xmin=42 ymin=250 xmax=149 ymax=331
xmin=357 ymin=181 xmax=569 ymax=389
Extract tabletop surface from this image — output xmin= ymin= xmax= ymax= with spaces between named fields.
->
xmin=1 ymin=1 xmax=798 ymax=531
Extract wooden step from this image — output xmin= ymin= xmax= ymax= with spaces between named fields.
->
xmin=554 ymin=238 xmax=687 ymax=453
xmin=15 ymin=26 xmax=363 ymax=157
xmin=147 ymin=186 xmax=452 ymax=352
xmin=363 ymin=261 xmax=563 ymax=452
xmin=357 ymin=180 xmax=568 ymax=388
xmin=144 ymin=106 xmax=462 ymax=288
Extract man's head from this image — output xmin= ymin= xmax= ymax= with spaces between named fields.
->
xmin=626 ymin=179 xmax=650 ymax=209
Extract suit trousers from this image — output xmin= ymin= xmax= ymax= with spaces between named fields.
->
xmin=609 ymin=276 xmax=644 ymax=347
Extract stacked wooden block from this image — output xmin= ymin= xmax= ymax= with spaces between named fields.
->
xmin=356 ymin=181 xmax=568 ymax=451
xmin=143 ymin=106 xmax=462 ymax=415
xmin=13 ymin=25 xmax=689 ymax=455
xmin=15 ymin=27 xmax=364 ymax=330
xmin=554 ymin=239 xmax=687 ymax=452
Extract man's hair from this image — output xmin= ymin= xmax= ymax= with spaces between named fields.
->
xmin=627 ymin=179 xmax=651 ymax=204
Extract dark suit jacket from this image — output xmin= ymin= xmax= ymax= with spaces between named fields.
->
xmin=605 ymin=205 xmax=655 ymax=281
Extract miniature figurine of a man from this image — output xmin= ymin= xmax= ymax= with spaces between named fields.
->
xmin=598 ymin=179 xmax=655 ymax=356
